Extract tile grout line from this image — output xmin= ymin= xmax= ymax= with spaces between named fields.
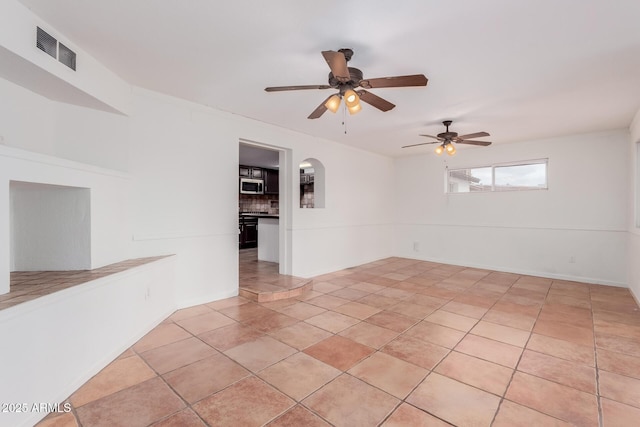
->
xmin=333 ymin=263 xmax=461 ymax=426
xmin=309 ymin=265 xmax=479 ymax=426
xmin=130 ymin=314 xmax=293 ymax=427
xmin=202 ymin=294 xmax=374 ymax=427
xmin=132 ymin=320 xmax=214 ymax=427
xmin=488 ymin=278 xmax=547 ymax=427
xmin=590 ymin=285 xmax=604 ymax=427
xmin=376 ymin=272 xmax=514 ymax=426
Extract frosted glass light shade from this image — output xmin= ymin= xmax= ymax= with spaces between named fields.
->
xmin=344 ymin=89 xmax=359 ymax=107
xmin=347 ymin=103 xmax=362 ymax=115
xmin=325 ymin=94 xmax=341 ymax=113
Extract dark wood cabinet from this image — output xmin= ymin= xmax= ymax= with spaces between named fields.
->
xmin=300 ymin=172 xmax=314 ymax=185
xmin=239 ymin=217 xmax=258 ymax=249
xmin=239 ymin=165 xmax=263 ymax=179
xmin=264 ymin=168 xmax=279 ymax=194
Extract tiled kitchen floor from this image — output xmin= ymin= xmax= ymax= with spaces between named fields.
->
xmin=38 ymin=257 xmax=640 ymax=426
xmin=239 ymin=249 xmax=313 ymax=301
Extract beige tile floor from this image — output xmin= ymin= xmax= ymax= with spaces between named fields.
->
xmin=37 ymin=253 xmax=640 ymax=427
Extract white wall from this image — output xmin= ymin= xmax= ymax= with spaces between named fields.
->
xmin=10 ymin=182 xmax=91 ymax=271
xmin=0 ymin=75 xmax=54 ymax=154
xmin=394 ymin=130 xmax=629 ymax=286
xmin=51 ymin=101 xmax=131 ymax=171
xmin=0 ymin=77 xmax=130 ymax=171
xmin=627 ymin=109 xmax=640 ymax=301
xmin=126 ymin=90 xmax=240 ymax=306
xmin=291 ymin=144 xmax=395 ymax=277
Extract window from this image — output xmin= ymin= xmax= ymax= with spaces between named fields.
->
xmin=447 ymin=159 xmax=548 ymax=193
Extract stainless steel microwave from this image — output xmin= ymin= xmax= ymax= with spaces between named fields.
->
xmin=240 ymin=178 xmax=264 ymax=194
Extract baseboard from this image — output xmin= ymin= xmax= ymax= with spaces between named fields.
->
xmin=396 ymin=254 xmax=627 ymax=288
xmin=176 ymin=288 xmax=239 ymax=310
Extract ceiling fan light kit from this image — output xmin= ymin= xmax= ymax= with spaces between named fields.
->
xmin=323 ymin=88 xmax=363 ymax=116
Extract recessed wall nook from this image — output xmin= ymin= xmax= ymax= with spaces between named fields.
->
xmin=300 ymin=157 xmax=325 ymax=209
xmin=10 ymin=181 xmax=91 ymax=272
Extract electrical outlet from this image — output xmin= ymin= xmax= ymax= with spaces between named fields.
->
xmin=413 ymin=241 xmax=420 ymax=252
xmin=569 ymin=256 xmax=575 ymax=263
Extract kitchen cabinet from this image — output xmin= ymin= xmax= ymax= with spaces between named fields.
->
xmin=239 ymin=165 xmax=263 ymax=179
xmin=239 ymin=217 xmax=258 ymax=249
xmin=264 ymin=168 xmax=279 ymax=195
xmin=300 ymin=172 xmax=314 ymax=185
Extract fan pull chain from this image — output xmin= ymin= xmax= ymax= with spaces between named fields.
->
xmin=342 ymin=103 xmax=347 ymax=134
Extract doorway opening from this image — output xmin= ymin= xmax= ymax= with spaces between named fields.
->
xmin=238 ymin=140 xmax=309 ymax=301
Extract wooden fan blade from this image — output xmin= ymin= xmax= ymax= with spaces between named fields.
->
xmin=360 ymin=74 xmax=428 ymax=89
xmin=307 ymin=95 xmax=334 ymax=119
xmin=357 ymin=90 xmax=395 ymax=112
xmin=265 ymin=85 xmax=332 ymax=92
xmin=402 ymin=141 xmax=440 ymax=148
xmin=456 ymin=131 xmax=490 ymax=140
xmin=457 ymin=140 xmax=492 ymax=146
xmin=322 ymin=50 xmax=350 ymax=82
xmin=419 ymin=134 xmax=442 ymax=140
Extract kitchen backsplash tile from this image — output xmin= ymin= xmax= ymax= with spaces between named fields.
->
xmin=239 ymin=194 xmax=279 ymax=214
xmin=300 ymin=184 xmax=314 ymax=209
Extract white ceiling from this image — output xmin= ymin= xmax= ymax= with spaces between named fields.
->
xmin=18 ymin=0 xmax=640 ymax=157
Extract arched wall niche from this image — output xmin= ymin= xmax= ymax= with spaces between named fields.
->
xmin=299 ymin=158 xmax=325 ymax=208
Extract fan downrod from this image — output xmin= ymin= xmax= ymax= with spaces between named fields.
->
xmin=438 ymin=120 xmax=457 ymax=140
xmin=338 ymin=48 xmax=353 ymax=62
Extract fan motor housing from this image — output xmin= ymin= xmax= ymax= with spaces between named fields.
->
xmin=328 ymin=67 xmax=363 ymax=88
xmin=438 ymin=131 xmax=458 ymax=140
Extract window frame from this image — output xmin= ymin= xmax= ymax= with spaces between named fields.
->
xmin=446 ymin=158 xmax=549 ymax=194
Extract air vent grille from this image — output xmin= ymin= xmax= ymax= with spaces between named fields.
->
xmin=36 ymin=27 xmax=57 ymax=59
xmin=35 ymin=26 xmax=76 ymax=71
xmin=58 ymin=43 xmax=76 ymax=71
